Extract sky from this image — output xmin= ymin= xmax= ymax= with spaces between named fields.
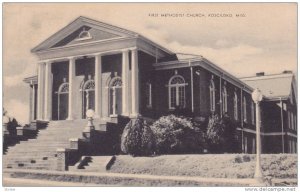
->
xmin=2 ymin=3 xmax=297 ymax=125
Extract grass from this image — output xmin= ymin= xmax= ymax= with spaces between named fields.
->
xmin=108 ymin=154 xmax=297 ymax=179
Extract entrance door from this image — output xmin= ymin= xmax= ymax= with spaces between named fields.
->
xmin=57 ymin=82 xmax=69 ymax=120
xmin=109 ymin=77 xmax=122 ymax=116
xmin=82 ymin=79 xmax=95 ymax=119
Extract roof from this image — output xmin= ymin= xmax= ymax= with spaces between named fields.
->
xmin=154 ymin=55 xmax=254 ymax=94
xmin=23 ymin=75 xmax=38 ymax=84
xmin=175 ymin=53 xmax=203 ymax=60
xmin=31 ymin=16 xmax=173 ymax=55
xmin=240 ymin=73 xmax=296 ymax=99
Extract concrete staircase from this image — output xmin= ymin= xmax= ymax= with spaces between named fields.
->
xmin=69 ymin=156 xmax=115 ymax=172
xmin=3 ymin=120 xmax=90 ymax=170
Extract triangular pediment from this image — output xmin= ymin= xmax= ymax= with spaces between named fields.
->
xmin=32 ymin=16 xmax=138 ymax=52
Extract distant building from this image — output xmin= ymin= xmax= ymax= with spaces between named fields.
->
xmin=23 ymin=16 xmax=297 ymax=154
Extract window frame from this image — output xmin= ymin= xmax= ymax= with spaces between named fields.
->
xmin=168 ymin=75 xmax=187 ymax=110
xmin=234 ymin=91 xmax=238 ymax=120
xmin=209 ymin=79 xmax=216 ymax=112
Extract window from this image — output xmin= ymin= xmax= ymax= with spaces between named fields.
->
xmin=288 ymin=111 xmax=291 ymax=129
xmin=209 ymin=79 xmax=216 ymax=112
xmin=146 ymin=82 xmax=152 ymax=108
xmin=243 ymin=96 xmax=247 ymax=122
xmin=76 ymin=27 xmax=92 ymax=41
xmin=168 ymin=75 xmax=186 ymax=109
xmin=234 ymin=92 xmax=238 ymax=120
xmin=251 ymin=102 xmax=255 ymax=124
xmin=222 ymin=85 xmax=228 ymax=113
xmin=294 ymin=113 xmax=297 ymax=131
xmin=290 ymin=112 xmax=294 ymax=130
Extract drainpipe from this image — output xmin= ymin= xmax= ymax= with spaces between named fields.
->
xmin=220 ymin=74 xmax=222 ymax=118
xmin=241 ymin=87 xmax=244 ymax=153
xmin=190 ymin=60 xmax=194 ymax=113
xmin=280 ymin=97 xmax=285 ymax=153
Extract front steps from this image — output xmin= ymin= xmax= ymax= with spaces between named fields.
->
xmin=3 ymin=119 xmax=93 ymax=170
xmin=69 ymin=156 xmax=115 ymax=172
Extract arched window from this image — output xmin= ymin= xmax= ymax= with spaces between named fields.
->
xmin=251 ymin=102 xmax=255 ymax=124
xmin=222 ymin=85 xmax=228 ymax=113
xmin=81 ymin=78 xmax=95 ymax=118
xmin=146 ymin=82 xmax=152 ymax=108
xmin=209 ymin=79 xmax=216 ymax=112
xmin=57 ymin=81 xmax=69 ymax=120
xmin=168 ymin=75 xmax=186 ymax=109
xmin=76 ymin=27 xmax=92 ymax=41
xmin=234 ymin=91 xmax=238 ymax=120
xmin=58 ymin=82 xmax=69 ymax=94
xmin=243 ymin=96 xmax=247 ymax=122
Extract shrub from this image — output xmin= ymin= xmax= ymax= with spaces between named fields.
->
xmin=150 ymin=115 xmax=205 ymax=154
xmin=120 ymin=116 xmax=154 ymax=156
xmin=206 ymin=113 xmax=238 ymax=153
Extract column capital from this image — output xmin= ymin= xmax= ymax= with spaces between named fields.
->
xmin=121 ymin=49 xmax=130 ymax=53
xmin=92 ymin=52 xmax=103 ymax=57
xmin=129 ymin=47 xmax=138 ymax=51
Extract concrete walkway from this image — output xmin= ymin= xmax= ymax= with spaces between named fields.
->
xmin=3 ymin=168 xmax=257 ymax=186
xmin=3 ymin=177 xmax=112 ymax=187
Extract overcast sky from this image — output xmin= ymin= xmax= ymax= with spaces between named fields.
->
xmin=3 ymin=3 xmax=297 ymax=124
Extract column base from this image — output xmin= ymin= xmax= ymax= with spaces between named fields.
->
xmin=66 ymin=117 xmax=73 ymax=121
xmin=129 ymin=113 xmax=140 ymax=118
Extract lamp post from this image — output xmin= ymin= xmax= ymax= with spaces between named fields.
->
xmin=251 ymin=88 xmax=264 ymax=184
xmin=83 ymin=109 xmax=95 ymax=141
xmin=3 ymin=116 xmax=10 ymax=135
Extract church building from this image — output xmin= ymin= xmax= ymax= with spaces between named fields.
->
xmin=23 ymin=16 xmax=297 ymax=154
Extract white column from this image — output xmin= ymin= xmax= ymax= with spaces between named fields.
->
xmin=113 ymin=87 xmax=116 ymax=115
xmin=44 ymin=61 xmax=52 ymax=121
xmin=131 ymin=48 xmax=139 ymax=117
xmin=37 ymin=62 xmax=45 ymax=120
xmin=32 ymin=84 xmax=36 ymax=120
xmin=94 ymin=54 xmax=102 ymax=118
xmin=67 ymin=57 xmax=75 ymax=120
xmin=122 ymin=49 xmax=129 ymax=116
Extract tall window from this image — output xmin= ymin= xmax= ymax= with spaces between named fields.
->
xmin=251 ymin=102 xmax=255 ymax=124
xmin=234 ymin=91 xmax=238 ymax=120
xmin=243 ymin=96 xmax=247 ymax=122
xmin=222 ymin=85 xmax=228 ymax=113
xmin=146 ymin=82 xmax=152 ymax=108
xmin=291 ymin=112 xmax=294 ymax=130
xmin=209 ymin=79 xmax=216 ymax=112
xmin=168 ymin=75 xmax=186 ymax=109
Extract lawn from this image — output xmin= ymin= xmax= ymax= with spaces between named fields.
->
xmin=108 ymin=154 xmax=297 ymax=179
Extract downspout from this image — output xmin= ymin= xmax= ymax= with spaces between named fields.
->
xmin=280 ymin=97 xmax=285 ymax=153
xmin=220 ymin=73 xmax=222 ymax=118
xmin=190 ymin=60 xmax=194 ymax=113
xmin=241 ymin=87 xmax=244 ymax=153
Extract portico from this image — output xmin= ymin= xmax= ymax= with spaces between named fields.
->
xmin=30 ymin=16 xmax=172 ymax=122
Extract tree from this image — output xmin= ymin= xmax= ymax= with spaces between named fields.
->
xmin=120 ymin=116 xmax=154 ymax=156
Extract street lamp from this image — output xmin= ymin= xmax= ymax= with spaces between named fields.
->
xmin=251 ymin=88 xmax=264 ymax=184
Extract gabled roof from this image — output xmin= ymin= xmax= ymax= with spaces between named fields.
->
xmin=240 ymin=73 xmax=297 ymax=101
xmin=31 ymin=16 xmax=173 ymax=55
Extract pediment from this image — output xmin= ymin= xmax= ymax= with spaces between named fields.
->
xmin=32 ymin=16 xmax=138 ymax=52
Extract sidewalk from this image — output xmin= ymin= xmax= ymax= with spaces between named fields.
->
xmin=3 ymin=177 xmax=111 ymax=187
xmin=3 ymin=168 xmax=256 ymax=186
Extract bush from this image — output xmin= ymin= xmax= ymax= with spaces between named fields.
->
xmin=120 ymin=116 xmax=154 ymax=156
xmin=206 ymin=114 xmax=238 ymax=153
xmin=150 ymin=115 xmax=205 ymax=154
